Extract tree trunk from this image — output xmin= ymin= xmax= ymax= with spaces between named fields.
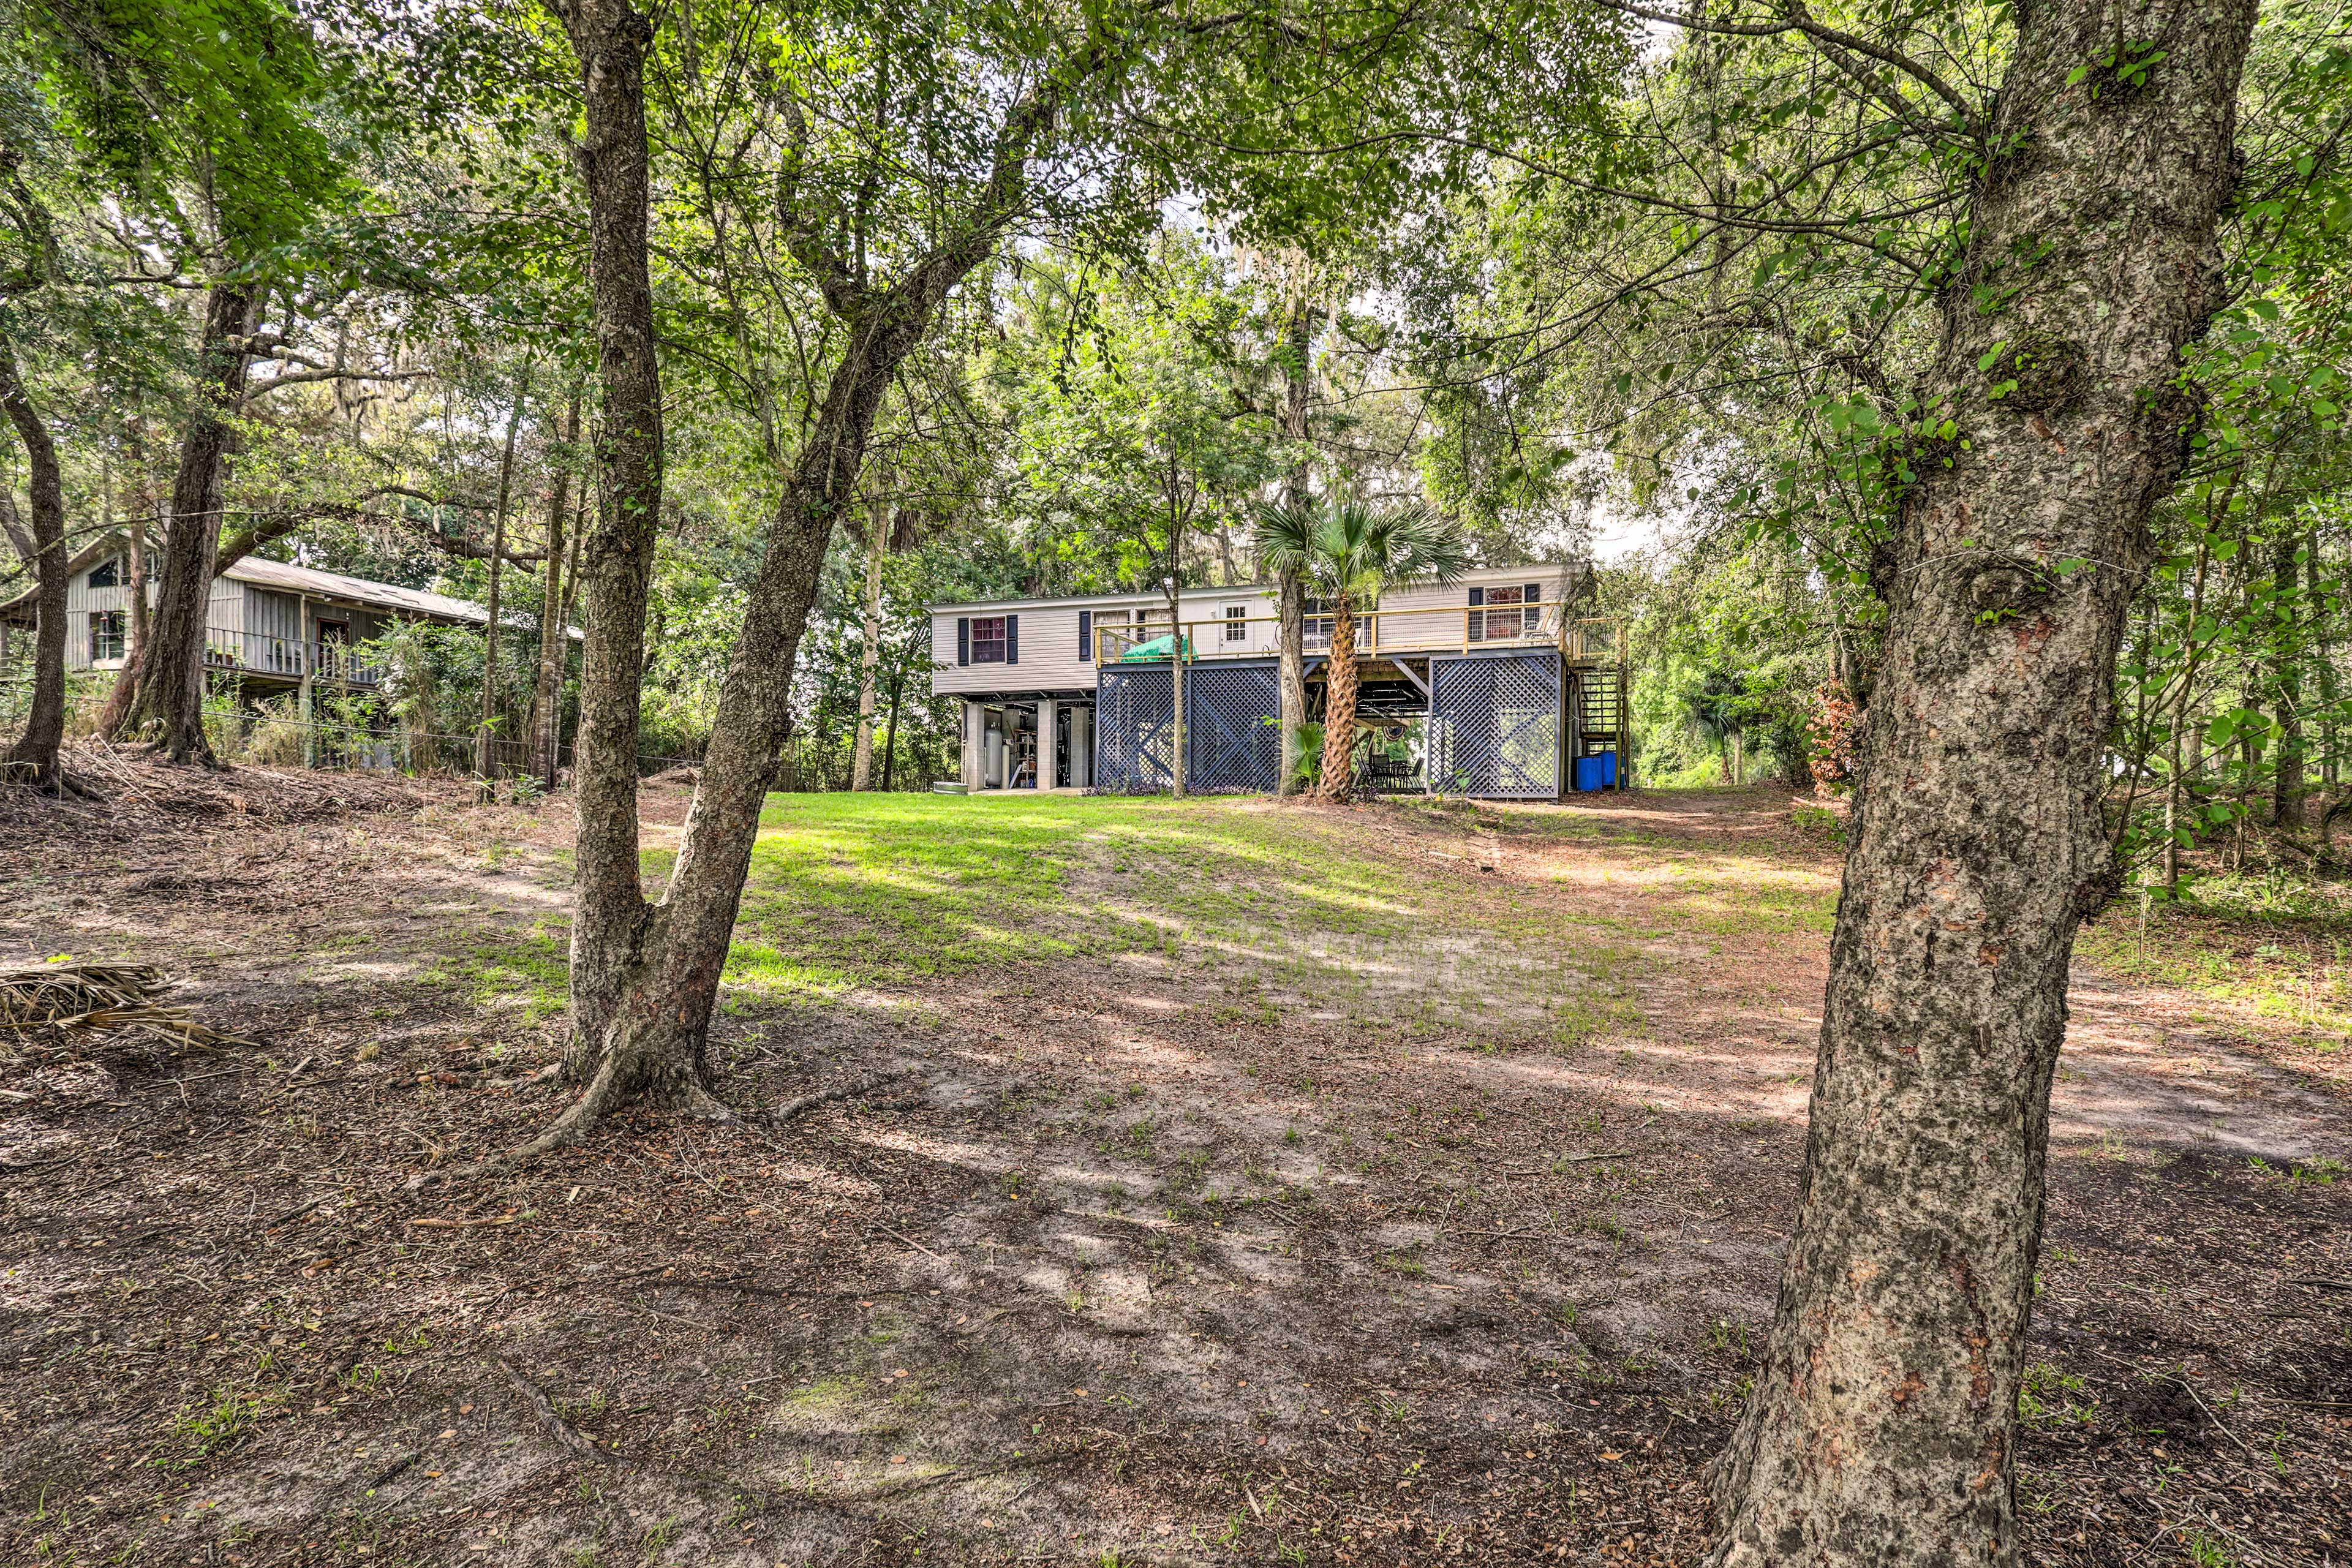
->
xmin=2272 ymin=530 xmax=2304 ymax=827
xmin=1315 ymin=592 xmax=1359 ymax=801
xmin=0 ymin=330 xmax=70 ymax=790
xmin=1703 ymin=0 xmax=2258 ymax=1561
xmin=1277 ymin=567 xmax=1306 ymax=793
xmin=476 ymin=376 xmax=527 ymax=785
xmin=880 ymin=663 xmax=904 ymax=791
xmin=850 ymin=462 xmax=889 ymax=791
xmin=1168 ymin=580 xmax=1186 ymax=798
xmin=1275 ymin=293 xmax=1313 ymax=796
xmin=532 ymin=383 xmax=581 ymax=788
xmin=518 ymin=0 xmax=1076 ymax=1163
xmin=552 ymin=0 xmax=668 ymax=1087
xmin=560 ymin=311 xmax=938 ymax=1107
xmin=118 ymin=281 xmax=258 ymax=765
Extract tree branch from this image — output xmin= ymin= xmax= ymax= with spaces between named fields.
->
xmin=1584 ymin=0 xmax=1980 ymax=135
xmin=245 ymin=367 xmax=431 ymax=395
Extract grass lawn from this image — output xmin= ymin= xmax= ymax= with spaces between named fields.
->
xmin=722 ymin=792 xmax=1653 ymax=1050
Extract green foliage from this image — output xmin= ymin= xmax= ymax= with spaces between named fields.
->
xmin=1609 ymin=540 xmax=1825 ymax=789
xmin=158 ymin=1382 xmax=270 ymax=1469
xmin=984 ymin=230 xmax=1288 ymax=596
xmin=27 ymin=0 xmax=345 ymax=251
xmin=1253 ymin=495 xmax=1475 ymax=611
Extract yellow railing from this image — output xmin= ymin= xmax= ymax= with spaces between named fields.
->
xmin=1091 ymin=609 xmax=1625 ymax=665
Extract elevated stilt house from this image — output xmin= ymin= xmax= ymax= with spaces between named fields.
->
xmin=0 ymin=540 xmax=539 ymax=772
xmin=929 ymin=564 xmax=1627 ymax=799
xmin=0 ymin=538 xmax=494 ymax=698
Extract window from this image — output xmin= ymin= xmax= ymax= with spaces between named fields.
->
xmin=86 ymin=557 xmax=121 ymax=589
xmin=970 ymin=615 xmax=1009 ymax=663
xmin=1224 ymin=605 xmax=1248 ymax=643
xmin=1303 ymin=595 xmax=1333 ymax=649
xmin=1469 ymin=583 xmax=1541 ymax=642
xmin=89 ymin=610 xmax=126 ymax=663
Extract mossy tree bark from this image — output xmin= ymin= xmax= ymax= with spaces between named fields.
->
xmin=545 ymin=0 xmax=668 ymax=1109
xmin=520 ymin=0 xmax=1108 ymax=1161
xmin=117 ymin=281 xmax=258 ymax=766
xmin=0 ymin=329 xmax=70 ymax=791
xmin=1704 ymin=0 xmax=2260 ymax=1561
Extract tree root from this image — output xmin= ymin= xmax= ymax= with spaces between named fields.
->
xmin=409 ymin=1051 xmax=639 ymax=1188
xmin=0 ymin=758 xmax=103 ymax=799
xmin=407 ymin=1048 xmax=743 ymax=1190
xmin=767 ymin=1068 xmax=912 ymax=1126
xmin=495 ymin=1357 xmax=611 ymax=1463
xmin=130 ymin=733 xmax=226 ymax=770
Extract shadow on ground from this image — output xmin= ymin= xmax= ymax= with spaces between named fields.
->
xmin=2 ymin=764 xmax=2346 ymax=1566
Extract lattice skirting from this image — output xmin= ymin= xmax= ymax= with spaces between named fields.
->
xmin=1095 ymin=664 xmax=1176 ymax=794
xmin=1094 ymin=660 xmax=1280 ymax=794
xmin=1428 ymin=651 xmax=1561 ymax=799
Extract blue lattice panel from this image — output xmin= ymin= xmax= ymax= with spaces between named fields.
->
xmin=1429 ymin=652 xmax=1561 ymax=798
xmin=1184 ymin=661 xmax=1281 ymax=794
xmin=1095 ymin=664 xmax=1175 ymax=793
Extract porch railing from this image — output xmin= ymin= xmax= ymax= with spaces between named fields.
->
xmin=203 ymin=625 xmax=384 ymax=687
xmin=1091 ymin=609 xmax=1626 ymax=665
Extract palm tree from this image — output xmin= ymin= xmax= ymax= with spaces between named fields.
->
xmin=1684 ymin=670 xmax=1749 ymax=785
xmin=1253 ymin=497 xmax=1473 ymax=801
xmin=1248 ymin=497 xmax=1315 ymax=792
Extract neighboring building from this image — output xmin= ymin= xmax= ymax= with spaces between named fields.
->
xmin=1 ymin=538 xmax=493 ymax=698
xmin=930 ymin=563 xmax=1628 ymax=799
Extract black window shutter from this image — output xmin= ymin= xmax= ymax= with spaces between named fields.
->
xmin=1468 ymin=586 xmax=1485 ymax=606
xmin=957 ymin=617 xmax=970 ymax=666
xmin=1525 ymin=582 xmax=1540 ymax=603
xmin=1006 ymin=614 xmax=1019 ymax=665
xmin=1078 ymin=610 xmax=1092 ymax=662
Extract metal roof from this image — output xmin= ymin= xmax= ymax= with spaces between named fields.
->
xmin=0 ymin=537 xmax=570 ymax=635
xmin=218 ymin=556 xmax=489 ymax=623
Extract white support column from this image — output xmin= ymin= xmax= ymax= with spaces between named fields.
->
xmin=298 ymin=592 xmax=315 ymax=767
xmin=1038 ymin=698 xmax=1058 ymax=790
xmin=1069 ymin=706 xmax=1093 ymax=790
xmin=962 ymin=701 xmax=984 ymax=790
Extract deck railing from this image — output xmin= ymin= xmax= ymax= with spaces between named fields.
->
xmin=202 ymin=625 xmax=385 ymax=687
xmin=1091 ymin=608 xmax=1625 ymax=665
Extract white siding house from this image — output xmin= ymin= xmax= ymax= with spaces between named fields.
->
xmin=927 ymin=564 xmax=1619 ymax=797
xmin=4 ymin=539 xmax=492 ymax=695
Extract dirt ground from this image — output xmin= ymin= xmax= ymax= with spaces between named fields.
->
xmin=3 ymin=753 xmax=2348 ymax=1568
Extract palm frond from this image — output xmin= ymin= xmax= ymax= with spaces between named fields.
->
xmin=1246 ymin=497 xmax=1319 ymax=577
xmin=1251 ymin=495 xmax=1477 ymax=600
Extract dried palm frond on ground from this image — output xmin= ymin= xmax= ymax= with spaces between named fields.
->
xmin=0 ymin=739 xmax=437 ymax=844
xmin=0 ymin=960 xmax=255 ymax=1055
